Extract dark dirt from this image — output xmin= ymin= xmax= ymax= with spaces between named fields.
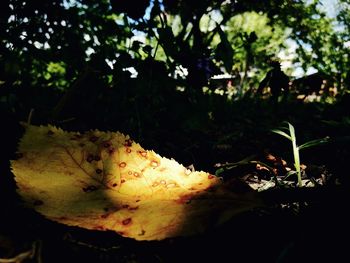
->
xmin=1 ymin=99 xmax=349 ymax=262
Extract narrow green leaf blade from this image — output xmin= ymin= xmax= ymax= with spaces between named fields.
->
xmin=284 ymin=170 xmax=297 ymax=180
xmin=287 ymin=122 xmax=296 ymax=142
xmin=271 ymin=129 xmax=292 ymax=140
xmin=299 ymin=137 xmax=330 ymax=150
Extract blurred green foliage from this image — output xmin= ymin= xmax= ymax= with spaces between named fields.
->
xmin=0 ymin=0 xmax=349 ymax=135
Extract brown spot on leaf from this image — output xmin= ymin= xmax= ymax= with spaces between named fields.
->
xmin=138 ymin=230 xmax=146 ymax=236
xmin=122 ymin=218 xmax=132 ymax=225
xmin=83 ymin=185 xmax=98 ymax=192
xmin=176 ymin=194 xmax=192 ymax=204
xmin=108 ymin=147 xmax=115 ymax=154
xmin=133 ymin=172 xmax=140 ymax=177
xmin=208 ymin=174 xmax=215 ymax=179
xmin=122 ymin=204 xmax=129 ymax=209
xmin=138 ymin=150 xmax=147 ymax=157
xmin=87 ymin=154 xmax=94 ymax=163
xmin=126 ymin=148 xmax=132 ymax=153
xmin=119 ymin=162 xmax=126 ymax=168
xmin=101 ymin=214 xmax=109 ymax=219
xmin=121 ymin=179 xmax=126 ymax=183
xmin=151 ymin=160 xmax=159 ymax=167
xmin=90 ymin=136 xmax=98 ymax=142
xmin=112 ymin=183 xmax=118 ymax=187
xmin=103 ymin=141 xmax=111 ymax=148
xmin=124 ymin=139 xmax=133 ymax=147
xmin=128 ymin=206 xmax=139 ymax=211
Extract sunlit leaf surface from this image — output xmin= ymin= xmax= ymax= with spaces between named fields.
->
xmin=11 ymin=125 xmax=260 ymax=241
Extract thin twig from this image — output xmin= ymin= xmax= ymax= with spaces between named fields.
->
xmin=0 ymin=241 xmax=37 ymax=263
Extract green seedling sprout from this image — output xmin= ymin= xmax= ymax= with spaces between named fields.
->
xmin=271 ymin=122 xmax=329 ymax=187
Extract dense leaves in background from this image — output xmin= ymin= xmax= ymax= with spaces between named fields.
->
xmin=1 ymin=0 xmax=350 ymax=167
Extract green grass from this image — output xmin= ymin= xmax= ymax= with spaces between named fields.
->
xmin=272 ymin=122 xmax=329 ymax=187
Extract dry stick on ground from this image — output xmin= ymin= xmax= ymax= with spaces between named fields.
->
xmin=0 ymin=241 xmax=39 ymax=263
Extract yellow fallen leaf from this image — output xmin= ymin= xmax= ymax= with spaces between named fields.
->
xmin=11 ymin=125 xmax=261 ymax=240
